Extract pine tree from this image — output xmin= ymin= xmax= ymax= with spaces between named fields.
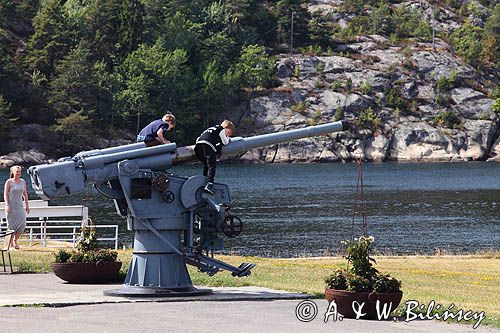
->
xmin=275 ymin=0 xmax=310 ymax=49
xmin=26 ymin=0 xmax=75 ymax=80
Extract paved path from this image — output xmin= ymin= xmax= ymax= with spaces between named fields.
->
xmin=0 ymin=273 xmax=497 ymax=333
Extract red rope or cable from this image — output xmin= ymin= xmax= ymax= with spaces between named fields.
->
xmin=350 ymin=160 xmax=368 ymax=241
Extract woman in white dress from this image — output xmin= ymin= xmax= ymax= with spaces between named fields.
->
xmin=3 ymin=165 xmax=30 ymax=249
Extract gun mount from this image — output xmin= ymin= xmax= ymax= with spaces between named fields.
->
xmin=28 ymin=120 xmax=348 ymax=296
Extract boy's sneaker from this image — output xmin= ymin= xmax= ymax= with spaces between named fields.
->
xmin=203 ymin=182 xmax=215 ymax=195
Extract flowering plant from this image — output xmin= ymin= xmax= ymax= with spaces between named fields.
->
xmin=325 ymin=236 xmax=401 ymax=293
xmin=54 ymin=226 xmax=118 ymax=263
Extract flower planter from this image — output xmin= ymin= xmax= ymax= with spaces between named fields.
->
xmin=325 ymin=289 xmax=403 ymax=319
xmin=52 ymin=261 xmax=122 ymax=284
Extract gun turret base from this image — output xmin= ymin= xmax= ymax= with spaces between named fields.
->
xmin=104 ymin=286 xmax=212 ymax=297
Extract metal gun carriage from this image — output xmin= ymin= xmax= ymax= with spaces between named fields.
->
xmin=28 ymin=120 xmax=349 ymax=296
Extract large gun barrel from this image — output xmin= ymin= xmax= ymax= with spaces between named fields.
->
xmin=29 ymin=120 xmax=348 ymax=199
xmin=174 ymin=120 xmax=348 ymax=164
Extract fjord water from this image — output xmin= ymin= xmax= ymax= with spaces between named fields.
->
xmin=3 ymin=162 xmax=499 ymax=257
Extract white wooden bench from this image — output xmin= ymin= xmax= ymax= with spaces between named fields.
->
xmin=0 ymin=201 xmax=119 ymax=249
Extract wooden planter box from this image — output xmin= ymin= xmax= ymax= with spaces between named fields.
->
xmin=325 ymin=289 xmax=403 ymax=319
xmin=52 ymin=261 xmax=122 ymax=284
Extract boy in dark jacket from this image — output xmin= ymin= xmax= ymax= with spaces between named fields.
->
xmin=194 ymin=120 xmax=235 ymax=194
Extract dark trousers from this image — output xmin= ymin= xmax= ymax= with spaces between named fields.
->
xmin=194 ymin=144 xmax=217 ymax=183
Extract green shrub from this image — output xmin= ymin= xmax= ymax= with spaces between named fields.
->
xmin=54 ymin=249 xmax=72 ymax=263
xmin=325 ymin=236 xmax=402 ymax=293
xmin=69 ymin=252 xmax=84 ymax=263
xmin=315 ymin=62 xmax=324 ymax=75
xmin=334 ymin=107 xmax=344 ymax=121
xmin=76 ymin=226 xmax=98 ymax=253
xmin=293 ymin=65 xmax=300 ymax=79
xmin=373 ymin=274 xmax=402 ymax=293
xmin=360 ymin=81 xmax=372 ymax=95
xmin=493 ymin=98 xmax=500 ymax=117
xmin=386 ymin=84 xmax=407 ymax=109
xmin=358 ymin=107 xmax=381 ymax=130
xmin=325 ymin=269 xmax=347 ymax=290
xmin=331 ymin=81 xmax=342 ymax=92
xmin=448 ymin=69 xmax=458 ymax=88
xmin=434 ymin=110 xmax=460 ymax=128
xmin=392 ymin=6 xmax=432 ymax=40
xmin=291 ymin=101 xmax=307 ymax=114
xmin=51 ymin=112 xmax=96 ymax=155
xmin=393 ymin=107 xmax=401 ymax=118
xmin=345 ymin=77 xmax=353 ymax=92
xmin=81 ymin=249 xmax=118 ymax=263
xmin=346 ymin=275 xmax=372 ymax=292
xmin=54 ymin=226 xmax=118 ymax=264
xmin=451 ymin=22 xmax=484 ymax=68
xmin=17 ymin=261 xmax=41 ymax=273
xmin=436 ymin=76 xmax=449 ymax=94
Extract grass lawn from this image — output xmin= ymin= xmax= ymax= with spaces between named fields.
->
xmin=7 ymin=247 xmax=500 ymax=327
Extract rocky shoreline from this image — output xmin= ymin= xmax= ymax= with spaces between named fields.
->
xmin=231 ymin=35 xmax=499 ymax=164
xmin=2 ymin=35 xmax=499 ymax=168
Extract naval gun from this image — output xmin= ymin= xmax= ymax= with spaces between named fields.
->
xmin=28 ymin=120 xmax=349 ymax=296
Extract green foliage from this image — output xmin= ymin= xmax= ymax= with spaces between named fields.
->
xmin=373 ymin=274 xmax=402 ymax=293
xmin=331 ymin=81 xmax=342 ymax=92
xmin=235 ymin=44 xmax=275 ymax=89
xmin=117 ymin=43 xmax=198 ymax=136
xmin=392 ymin=6 xmax=432 ymax=39
xmin=275 ymin=0 xmax=311 ymax=49
xmin=291 ymin=101 xmax=307 ymax=114
xmin=448 ymin=69 xmax=458 ymax=88
xmin=345 ymin=77 xmax=353 ymax=92
xmin=358 ymin=107 xmax=381 ymax=130
xmin=48 ymin=43 xmax=93 ymax=119
xmin=434 ymin=110 xmax=460 ymax=128
xmin=360 ymin=81 xmax=372 ymax=95
xmin=81 ymin=249 xmax=118 ymax=263
xmin=77 ymin=226 xmax=98 ymax=253
xmin=371 ymin=2 xmax=393 ymax=36
xmin=325 ymin=269 xmax=347 ymax=290
xmin=334 ymin=107 xmax=344 ymax=121
xmin=451 ymin=22 xmax=484 ymax=68
xmin=54 ymin=249 xmax=72 ymax=263
xmin=54 ymin=226 xmax=118 ymax=263
xmin=345 ymin=236 xmax=379 ymax=280
xmin=325 ymin=236 xmax=401 ymax=293
xmin=386 ymin=84 xmax=406 ymax=110
xmin=346 ymin=274 xmax=372 ymax=292
xmin=308 ymin=11 xmax=332 ymax=49
xmin=436 ymin=76 xmax=450 ymax=94
xmin=160 ymin=12 xmax=202 ymax=55
xmin=26 ymin=0 xmax=75 ymax=79
xmin=492 ymin=98 xmax=500 ymax=118
xmin=293 ymin=65 xmax=300 ymax=79
xmin=51 ymin=112 xmax=96 ymax=155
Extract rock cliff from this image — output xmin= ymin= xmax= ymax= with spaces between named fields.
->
xmin=233 ymin=34 xmax=498 ymax=163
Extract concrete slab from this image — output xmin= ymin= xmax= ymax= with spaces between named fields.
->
xmin=1 ymin=300 xmax=498 ymax=333
xmin=0 ymin=273 xmax=308 ymax=306
xmin=0 ymin=273 xmax=498 ymax=333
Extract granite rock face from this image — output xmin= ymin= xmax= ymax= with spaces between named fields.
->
xmin=235 ymin=34 xmax=498 ymax=163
